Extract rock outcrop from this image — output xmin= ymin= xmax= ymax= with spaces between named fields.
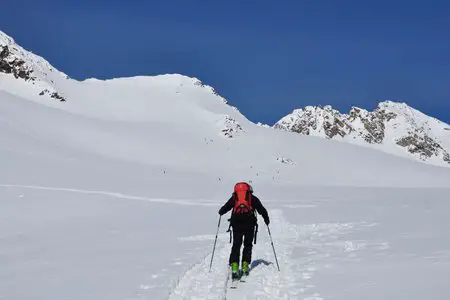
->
xmin=275 ymin=101 xmax=450 ymax=166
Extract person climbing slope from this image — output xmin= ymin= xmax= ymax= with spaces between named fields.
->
xmin=218 ymin=182 xmax=270 ymax=281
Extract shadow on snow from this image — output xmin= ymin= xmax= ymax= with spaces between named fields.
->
xmin=251 ymin=259 xmax=273 ymax=270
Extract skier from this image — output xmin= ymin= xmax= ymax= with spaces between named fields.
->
xmin=218 ymin=182 xmax=270 ymax=281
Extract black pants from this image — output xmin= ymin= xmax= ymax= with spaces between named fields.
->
xmin=229 ymin=225 xmax=255 ymax=265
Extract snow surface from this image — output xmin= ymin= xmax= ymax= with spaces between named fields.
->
xmin=1 ymin=29 xmax=450 ymax=299
xmin=2 ymin=185 xmax=450 ymax=299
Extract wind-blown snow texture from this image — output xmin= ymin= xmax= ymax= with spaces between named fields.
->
xmin=1 ymin=29 xmax=450 ymax=299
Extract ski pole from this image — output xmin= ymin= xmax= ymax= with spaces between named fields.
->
xmin=209 ymin=215 xmax=222 ymax=272
xmin=267 ymin=225 xmax=280 ymax=271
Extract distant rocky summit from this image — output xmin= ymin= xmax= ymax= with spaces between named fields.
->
xmin=274 ymin=101 xmax=450 ymax=166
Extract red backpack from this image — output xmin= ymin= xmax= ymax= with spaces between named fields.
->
xmin=232 ymin=182 xmax=253 ymax=214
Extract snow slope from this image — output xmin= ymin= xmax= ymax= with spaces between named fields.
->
xmin=2 ymin=90 xmax=450 ymax=191
xmin=1 ymin=29 xmax=450 ymax=299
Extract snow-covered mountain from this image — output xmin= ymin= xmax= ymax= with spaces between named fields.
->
xmin=2 ymin=29 xmax=450 ymax=189
xmin=2 ymin=29 xmax=450 ymax=300
xmin=0 ymin=31 xmax=67 ymax=102
xmin=274 ymin=102 xmax=450 ymax=167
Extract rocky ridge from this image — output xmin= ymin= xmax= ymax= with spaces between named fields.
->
xmin=274 ymin=101 xmax=450 ymax=166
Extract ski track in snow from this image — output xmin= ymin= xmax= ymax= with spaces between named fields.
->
xmin=0 ymin=184 xmax=215 ymax=206
xmin=1 ymin=184 xmax=385 ymax=299
xmin=167 ymin=210 xmax=367 ymax=300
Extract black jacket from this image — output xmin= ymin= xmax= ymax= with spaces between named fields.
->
xmin=219 ymin=194 xmax=270 ymax=226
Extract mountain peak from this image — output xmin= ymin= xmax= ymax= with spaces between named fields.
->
xmin=378 ymin=100 xmax=409 ymax=108
xmin=0 ymin=30 xmax=67 ymax=82
xmin=0 ymin=30 xmax=68 ymax=102
xmin=274 ymin=101 xmax=450 ymax=167
xmin=378 ymin=100 xmax=416 ymax=114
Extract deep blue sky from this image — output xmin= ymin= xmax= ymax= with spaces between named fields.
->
xmin=2 ymin=0 xmax=450 ymax=124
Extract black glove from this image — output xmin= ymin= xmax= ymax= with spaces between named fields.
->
xmin=264 ymin=217 xmax=270 ymax=225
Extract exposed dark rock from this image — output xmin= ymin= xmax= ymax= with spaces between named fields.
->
xmin=51 ymin=92 xmax=66 ymax=102
xmin=444 ymin=152 xmax=450 ymax=163
xmin=0 ymin=46 xmax=66 ymax=101
xmin=355 ymin=109 xmax=397 ymax=144
xmin=0 ymin=46 xmax=34 ymax=80
xmin=211 ymin=87 xmax=219 ymax=96
xmin=0 ymin=45 xmax=9 ymax=59
xmin=221 ymin=116 xmax=243 ymax=139
xmin=39 ymin=89 xmax=67 ymax=102
xmin=396 ymin=133 xmax=449 ymax=162
xmin=194 ymin=80 xmax=205 ymax=88
xmin=193 ymin=79 xmax=227 ymax=103
xmin=323 ymin=117 xmax=350 ymax=138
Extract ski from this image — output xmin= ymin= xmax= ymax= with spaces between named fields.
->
xmin=230 ymin=279 xmax=238 ymax=289
xmin=239 ymin=270 xmax=248 ymax=282
xmin=230 ymin=270 xmax=248 ymax=288
xmin=239 ymin=275 xmax=247 ymax=282
xmin=229 ymin=268 xmax=240 ymax=289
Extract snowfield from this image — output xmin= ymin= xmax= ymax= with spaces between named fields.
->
xmin=1 ymin=30 xmax=450 ymax=299
xmin=2 ymin=186 xmax=450 ymax=300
